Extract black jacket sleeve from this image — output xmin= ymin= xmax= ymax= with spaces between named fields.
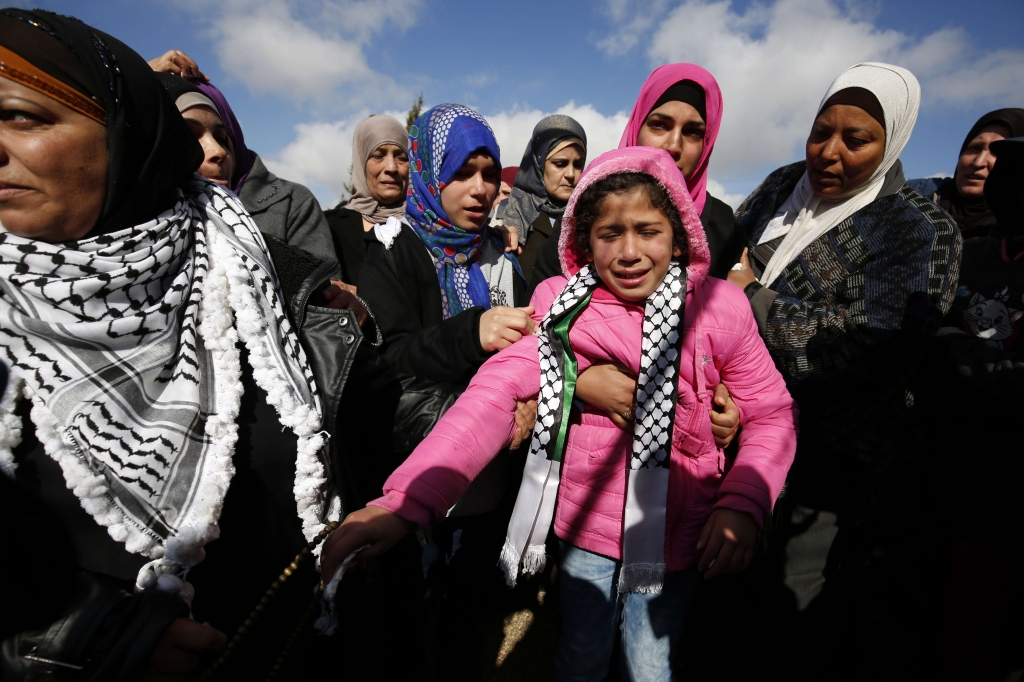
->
xmin=358 ymin=233 xmax=491 ymax=385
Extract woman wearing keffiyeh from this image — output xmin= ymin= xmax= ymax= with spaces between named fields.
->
xmin=0 ymin=9 xmax=347 ymax=679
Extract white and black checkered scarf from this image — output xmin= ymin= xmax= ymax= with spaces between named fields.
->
xmin=501 ymin=261 xmax=687 ymax=594
xmin=0 ymin=177 xmax=336 ymax=594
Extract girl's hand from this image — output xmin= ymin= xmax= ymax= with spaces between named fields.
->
xmin=510 ymin=399 xmax=538 ymax=450
xmin=143 ymin=618 xmax=225 ymax=682
xmin=709 ymin=383 xmax=740 ymax=449
xmin=323 ymin=281 xmax=368 ymax=326
xmin=320 ymin=507 xmax=413 ymax=579
xmin=576 ymin=362 xmax=638 ymax=430
xmin=726 ymin=248 xmax=756 ymax=289
xmin=479 ymin=305 xmax=537 ymax=352
xmin=148 ymin=50 xmax=208 ymax=82
xmin=696 ymin=508 xmax=758 ymax=579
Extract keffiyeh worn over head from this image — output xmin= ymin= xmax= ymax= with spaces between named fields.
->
xmin=501 ymin=147 xmax=710 ymax=595
xmin=406 ymin=104 xmax=523 ymax=318
xmin=619 ymin=63 xmax=723 ymax=215
xmin=347 ymin=114 xmax=410 ymax=224
xmin=757 ymin=62 xmax=920 ymax=287
xmin=0 ymin=10 xmax=335 ymax=597
xmin=494 ymin=115 xmax=587 ymax=239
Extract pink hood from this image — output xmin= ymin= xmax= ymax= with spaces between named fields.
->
xmin=558 ymin=146 xmax=712 ymax=287
xmin=618 ymin=63 xmax=723 ymax=215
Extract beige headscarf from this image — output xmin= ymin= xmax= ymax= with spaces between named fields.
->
xmin=346 ymin=114 xmax=409 ymax=223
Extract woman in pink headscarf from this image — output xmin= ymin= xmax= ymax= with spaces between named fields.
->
xmin=619 ymin=63 xmax=744 ymax=279
xmin=564 ymin=64 xmax=743 ymax=453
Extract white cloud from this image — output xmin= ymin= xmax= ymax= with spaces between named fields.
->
xmin=486 ymin=102 xmax=631 ymax=168
xmin=187 ymin=0 xmax=419 ymax=104
xmin=596 ymin=0 xmax=1024 ymax=182
xmin=705 ymin=179 xmax=746 ymax=210
xmin=264 ymin=109 xmax=408 ymax=208
xmin=595 ymin=0 xmax=673 ymax=55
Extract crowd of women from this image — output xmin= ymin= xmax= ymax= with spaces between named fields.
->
xmin=0 ymin=8 xmax=1021 ymax=682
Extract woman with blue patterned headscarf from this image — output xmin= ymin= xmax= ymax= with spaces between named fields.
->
xmin=359 ymin=103 xmax=533 ymax=387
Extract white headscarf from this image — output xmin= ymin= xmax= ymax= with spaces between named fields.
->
xmin=757 ymin=62 xmax=921 ymax=287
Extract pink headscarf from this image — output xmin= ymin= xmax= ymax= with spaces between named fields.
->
xmin=618 ymin=63 xmax=723 ymax=215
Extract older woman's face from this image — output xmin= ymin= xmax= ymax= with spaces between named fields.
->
xmin=0 ymin=78 xmax=108 ymax=242
xmin=365 ymin=143 xmax=409 ymax=205
xmin=183 ymin=106 xmax=234 ymax=188
xmin=806 ymin=104 xmax=886 ymax=198
xmin=636 ymin=100 xmax=705 ymax=180
xmin=543 ymin=144 xmax=585 ymax=202
xmin=955 ymin=123 xmax=1011 ymax=198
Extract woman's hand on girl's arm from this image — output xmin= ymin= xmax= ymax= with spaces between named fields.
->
xmin=479 ymin=305 xmax=537 ymax=352
xmin=321 ymin=507 xmax=413 ymax=579
xmin=696 ymin=508 xmax=758 ymax=579
xmin=575 ymin=362 xmax=638 ymax=430
xmin=726 ymin=248 xmax=756 ymax=289
xmin=147 ymin=50 xmax=208 ymax=81
xmin=709 ymin=383 xmax=740 ymax=449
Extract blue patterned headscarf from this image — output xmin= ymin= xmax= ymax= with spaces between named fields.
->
xmin=406 ymin=104 xmax=524 ymax=318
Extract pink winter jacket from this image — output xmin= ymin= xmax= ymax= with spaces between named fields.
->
xmin=370 ymin=148 xmax=798 ymax=572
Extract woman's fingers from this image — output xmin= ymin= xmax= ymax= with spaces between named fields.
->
xmin=705 ymin=542 xmax=735 ymax=579
xmin=171 ymin=50 xmax=207 ymax=81
xmin=696 ymin=522 xmax=723 ymax=572
xmin=144 ymin=619 xmax=226 ymax=681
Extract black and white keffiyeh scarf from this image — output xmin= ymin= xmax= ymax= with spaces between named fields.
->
xmin=500 ymin=261 xmax=687 ymax=594
xmin=0 ymin=177 xmax=337 ymax=597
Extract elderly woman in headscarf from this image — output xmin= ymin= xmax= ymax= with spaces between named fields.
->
xmin=909 ymin=108 xmax=1024 ymax=239
xmin=0 ymin=11 xmax=359 ymax=679
xmin=495 ymin=115 xmax=586 ymax=284
xmin=324 ymin=114 xmax=410 ymax=285
xmin=726 ymin=63 xmax=961 ymax=678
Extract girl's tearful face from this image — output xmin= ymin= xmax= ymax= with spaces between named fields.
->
xmin=587 ymin=188 xmax=682 ymax=302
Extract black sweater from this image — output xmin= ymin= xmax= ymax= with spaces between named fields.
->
xmin=358 ymin=226 xmax=528 ymax=385
xmin=324 ymin=205 xmax=375 ymax=285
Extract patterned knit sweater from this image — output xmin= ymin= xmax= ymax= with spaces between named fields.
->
xmin=735 ymin=162 xmax=962 ymax=507
xmin=737 ymin=162 xmax=961 ymax=382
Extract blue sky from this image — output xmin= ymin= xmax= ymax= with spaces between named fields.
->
xmin=30 ymin=0 xmax=1024 ymax=207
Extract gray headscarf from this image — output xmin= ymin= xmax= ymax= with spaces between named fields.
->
xmin=346 ymin=114 xmax=409 ymax=223
xmin=496 ymin=115 xmax=587 ymax=238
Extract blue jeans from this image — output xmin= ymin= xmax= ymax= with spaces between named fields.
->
xmin=555 ymin=542 xmax=697 ymax=682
